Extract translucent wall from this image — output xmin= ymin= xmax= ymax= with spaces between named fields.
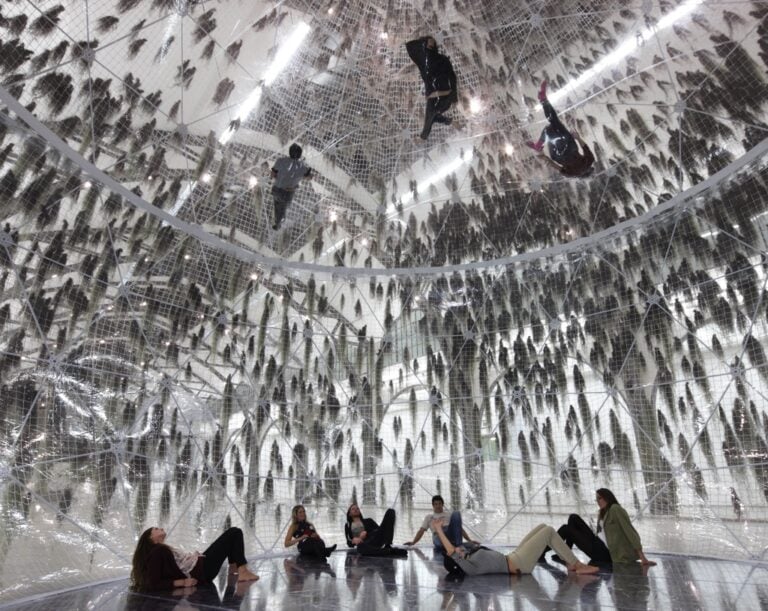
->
xmin=0 ymin=0 xmax=767 ymax=603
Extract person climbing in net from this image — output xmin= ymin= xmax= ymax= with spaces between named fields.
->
xmin=526 ymin=81 xmax=595 ymax=177
xmin=271 ymin=143 xmax=312 ymax=230
xmin=406 ymin=35 xmax=459 ymax=140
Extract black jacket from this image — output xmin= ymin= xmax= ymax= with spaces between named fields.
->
xmin=406 ymin=37 xmax=458 ymax=103
xmin=345 ymin=517 xmax=380 ymax=547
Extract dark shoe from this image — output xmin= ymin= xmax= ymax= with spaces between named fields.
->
xmin=325 ymin=544 xmax=337 ymax=557
xmin=272 ymin=224 xmax=278 ymax=230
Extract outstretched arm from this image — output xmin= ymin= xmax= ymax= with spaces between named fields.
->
xmin=405 ymin=527 xmax=426 ymax=546
xmin=461 ymin=528 xmax=478 ymax=545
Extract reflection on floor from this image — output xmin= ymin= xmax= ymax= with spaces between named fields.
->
xmin=4 ymin=548 xmax=768 ymax=610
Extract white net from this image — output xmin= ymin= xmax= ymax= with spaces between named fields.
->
xmin=0 ymin=0 xmax=767 ymax=602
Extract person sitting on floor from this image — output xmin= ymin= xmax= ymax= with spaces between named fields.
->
xmin=345 ymin=503 xmax=407 ymax=557
xmin=404 ymin=494 xmax=477 ymax=553
xmin=130 ymin=526 xmax=259 ymax=591
xmin=284 ymin=504 xmax=337 ymax=560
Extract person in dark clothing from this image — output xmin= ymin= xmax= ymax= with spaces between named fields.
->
xmin=549 ymin=514 xmax=612 ymax=566
xmin=525 ymin=81 xmax=595 ymax=177
xmin=345 ymin=504 xmax=407 ymax=556
xmin=130 ymin=526 xmax=259 ymax=591
xmin=406 ymin=36 xmax=458 ymax=139
xmin=271 ymin=143 xmax=312 ymax=230
xmin=284 ymin=504 xmax=337 ymax=559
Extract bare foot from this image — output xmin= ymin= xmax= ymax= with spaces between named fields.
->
xmin=570 ymin=562 xmax=599 ymax=575
xmin=238 ymin=566 xmax=260 ymax=581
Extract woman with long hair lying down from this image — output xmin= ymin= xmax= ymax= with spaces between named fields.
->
xmin=434 ymin=519 xmax=599 ymax=577
xmin=131 ymin=526 xmax=258 ymax=591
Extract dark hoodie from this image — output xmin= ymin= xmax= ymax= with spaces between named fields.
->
xmin=406 ymin=37 xmax=458 ymax=103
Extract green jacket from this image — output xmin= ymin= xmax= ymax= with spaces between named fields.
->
xmin=603 ymin=504 xmax=643 ymax=563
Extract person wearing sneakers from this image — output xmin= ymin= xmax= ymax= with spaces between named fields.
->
xmin=406 ymin=36 xmax=458 ymax=140
xmin=437 ymin=521 xmax=600 ymax=577
xmin=270 ymin=143 xmax=312 ymax=230
xmin=526 ymin=81 xmax=595 ymax=177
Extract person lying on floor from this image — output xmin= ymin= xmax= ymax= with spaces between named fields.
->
xmin=434 ymin=520 xmax=599 ymax=577
xmin=345 ymin=504 xmax=407 ymax=556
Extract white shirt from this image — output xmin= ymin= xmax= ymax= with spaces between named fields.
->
xmin=422 ymin=510 xmax=451 ymax=532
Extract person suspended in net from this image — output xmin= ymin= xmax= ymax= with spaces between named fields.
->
xmin=405 ymin=36 xmax=458 ymax=140
xmin=525 ymin=81 xmax=595 ymax=177
xmin=270 ymin=143 xmax=312 ymax=230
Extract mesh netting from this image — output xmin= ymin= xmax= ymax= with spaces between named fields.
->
xmin=0 ymin=0 xmax=768 ymax=602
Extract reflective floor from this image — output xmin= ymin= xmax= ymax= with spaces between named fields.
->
xmin=4 ymin=549 xmax=768 ymax=610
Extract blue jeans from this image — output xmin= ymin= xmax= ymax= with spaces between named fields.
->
xmin=433 ymin=511 xmax=463 ymax=551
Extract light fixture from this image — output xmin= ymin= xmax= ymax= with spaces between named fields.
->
xmin=549 ymin=0 xmax=705 ymax=105
xmin=397 ymin=150 xmax=474 ymax=207
xmin=219 ymin=22 xmax=311 ymax=145
xmin=329 ymin=210 xmax=338 ymax=222
xmin=201 ymin=172 xmax=212 ymax=183
xmin=469 ymin=97 xmax=482 ymax=114
xmin=505 ymin=144 xmax=514 ymax=155
xmin=248 ymin=175 xmax=258 ymax=188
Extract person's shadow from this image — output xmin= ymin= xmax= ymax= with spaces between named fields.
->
xmin=283 ymin=555 xmax=337 ymax=592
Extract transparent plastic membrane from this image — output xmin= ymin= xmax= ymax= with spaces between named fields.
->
xmin=0 ymin=0 xmax=767 ymax=603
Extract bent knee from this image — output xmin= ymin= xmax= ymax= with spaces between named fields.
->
xmin=536 ymin=524 xmax=555 ymax=535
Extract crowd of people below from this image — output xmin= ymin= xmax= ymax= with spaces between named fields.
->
xmin=130 ymin=488 xmax=653 ymax=592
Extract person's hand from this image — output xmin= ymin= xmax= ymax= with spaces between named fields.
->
xmin=352 ymin=537 xmax=362 ymax=545
xmin=404 ymin=541 xmax=414 ymax=546
xmin=359 ymin=531 xmax=367 ymax=541
xmin=640 ymin=558 xmax=656 ymax=566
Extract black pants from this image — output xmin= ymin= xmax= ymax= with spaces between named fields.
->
xmin=201 ymin=527 xmax=248 ymax=581
xmin=421 ymin=95 xmax=453 ymax=139
xmin=298 ymin=535 xmax=328 ymax=559
xmin=540 ymin=100 xmax=578 ymax=164
xmin=272 ymin=186 xmax=295 ymax=227
xmin=557 ymin=514 xmax=612 ymax=565
xmin=357 ymin=508 xmax=396 ymax=555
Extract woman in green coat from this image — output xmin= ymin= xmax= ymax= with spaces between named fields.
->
xmin=554 ymin=488 xmax=656 ymax=566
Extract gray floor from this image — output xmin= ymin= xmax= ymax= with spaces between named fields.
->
xmin=3 ymin=549 xmax=768 ymax=610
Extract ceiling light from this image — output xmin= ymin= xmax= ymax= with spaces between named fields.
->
xmin=328 ymin=7 xmax=334 ymax=14
xmin=329 ymin=210 xmax=338 ymax=222
xmin=201 ymin=172 xmax=212 ymax=183
xmin=505 ymin=144 xmax=514 ymax=155
xmin=361 ymin=238 xmax=368 ymax=247
xmin=469 ymin=97 xmax=482 ymax=114
xmin=220 ymin=22 xmax=311 ymax=145
xmin=549 ymin=0 xmax=704 ymax=105
xmin=398 ymin=150 xmax=474 ymax=206
xmin=249 ymin=175 xmax=258 ymax=188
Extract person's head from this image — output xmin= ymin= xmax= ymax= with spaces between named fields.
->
xmin=289 ymin=143 xmax=303 ymax=160
xmin=130 ymin=527 xmax=166 ymax=591
xmin=426 ymin=36 xmax=437 ymax=50
xmin=596 ymin=488 xmax=619 ymax=518
xmin=291 ymin=504 xmax=307 ymax=524
xmin=346 ymin=503 xmax=362 ymax=523
xmin=432 ymin=495 xmax=445 ymax=512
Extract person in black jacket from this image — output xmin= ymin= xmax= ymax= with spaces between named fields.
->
xmin=345 ymin=504 xmax=406 ymax=556
xmin=525 ymin=80 xmax=595 ymax=177
xmin=284 ymin=504 xmax=337 ymax=559
xmin=130 ymin=526 xmax=259 ymax=591
xmin=406 ymin=36 xmax=458 ymax=140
